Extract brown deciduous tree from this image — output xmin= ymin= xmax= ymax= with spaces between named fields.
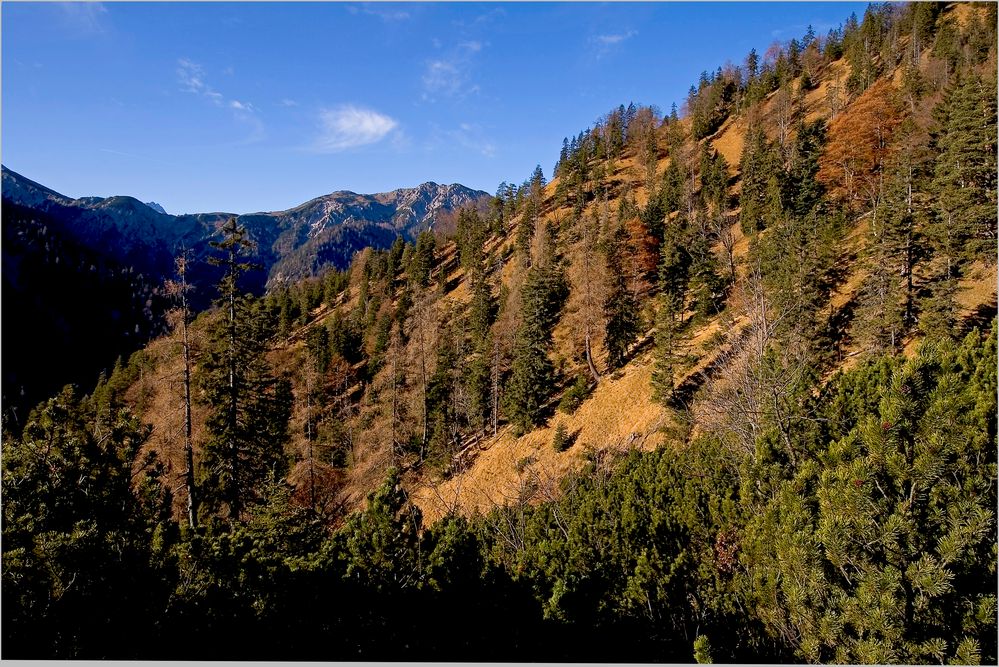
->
xmin=818 ymin=78 xmax=905 ymax=215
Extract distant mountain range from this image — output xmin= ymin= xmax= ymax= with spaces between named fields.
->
xmin=1 ymin=165 xmax=489 ymax=421
xmin=2 ymin=166 xmax=489 ymax=288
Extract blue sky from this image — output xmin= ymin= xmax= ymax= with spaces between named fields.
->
xmin=3 ymin=2 xmax=867 ymax=215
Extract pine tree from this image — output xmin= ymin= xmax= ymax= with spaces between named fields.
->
xmin=854 ymin=183 xmax=910 ymax=353
xmin=739 ymin=126 xmax=779 ymax=234
xmin=504 ymin=258 xmax=567 ymax=434
xmin=2 ymin=387 xmax=171 ymax=657
xmin=603 ymin=224 xmax=640 ymax=369
xmin=744 ymin=330 xmax=998 ymax=663
xmin=929 ymin=72 xmax=998 ymax=274
xmin=651 ymin=291 xmax=683 ymax=406
xmin=199 ymin=219 xmax=292 ymax=522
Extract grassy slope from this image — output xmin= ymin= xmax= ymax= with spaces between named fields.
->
xmin=126 ymin=2 xmax=996 ymax=524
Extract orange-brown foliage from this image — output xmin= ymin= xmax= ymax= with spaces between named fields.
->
xmin=624 ymin=217 xmax=658 ymax=297
xmin=818 ymin=79 xmax=905 ymax=209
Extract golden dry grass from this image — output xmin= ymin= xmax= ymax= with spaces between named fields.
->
xmin=126 ymin=2 xmax=997 ymax=526
xmin=412 ymin=347 xmax=668 ymax=522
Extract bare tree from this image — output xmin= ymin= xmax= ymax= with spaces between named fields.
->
xmin=774 ymin=84 xmax=795 ymax=165
xmin=404 ymin=288 xmax=439 ymax=462
xmin=693 ymin=263 xmax=811 ymax=465
xmin=567 ymin=213 xmax=606 ymax=383
xmin=710 ymin=210 xmax=738 ymax=284
xmin=164 ymin=250 xmax=198 ymax=529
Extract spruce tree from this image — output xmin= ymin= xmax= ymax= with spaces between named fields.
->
xmin=651 ymin=291 xmax=683 ymax=406
xmin=687 ymin=225 xmax=726 ymax=319
xmin=854 ymin=176 xmax=911 ymax=353
xmin=504 ymin=316 xmax=556 ymax=435
xmin=199 ymin=219 xmax=292 ymax=522
xmin=410 ymin=231 xmax=436 ymax=287
xmin=739 ymin=126 xmax=779 ymax=234
xmin=603 ymin=224 xmax=640 ymax=369
xmin=651 ymin=222 xmax=691 ymax=404
xmin=929 ymin=72 xmax=997 ymax=273
xmin=504 ymin=255 xmax=567 ymax=434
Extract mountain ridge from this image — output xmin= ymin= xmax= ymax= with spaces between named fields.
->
xmin=1 ymin=164 xmax=489 ymax=292
xmin=1 ymin=164 xmax=489 ymax=419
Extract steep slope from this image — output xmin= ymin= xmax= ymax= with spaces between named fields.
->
xmin=80 ymin=2 xmax=997 ymax=528
xmin=1 ymin=166 xmax=488 ymax=419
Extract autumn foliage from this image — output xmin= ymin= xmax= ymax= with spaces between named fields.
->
xmin=818 ymin=79 xmax=905 ymax=209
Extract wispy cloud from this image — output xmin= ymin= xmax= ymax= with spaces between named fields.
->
xmin=451 ymin=7 xmax=505 ymax=29
xmin=595 ymin=30 xmax=637 ymax=46
xmin=590 ymin=29 xmax=637 ymax=59
xmin=448 ymin=123 xmax=496 ymax=158
xmin=177 ymin=58 xmax=263 ymax=143
xmin=56 ymin=2 xmax=108 ymax=35
xmin=421 ymin=41 xmax=485 ymax=102
xmin=279 ymin=98 xmax=299 ymax=108
xmin=312 ymin=105 xmax=399 ymax=152
xmin=346 ymin=3 xmax=411 ymax=22
xmin=177 ymin=59 xmax=215 ymax=99
xmin=423 ymin=60 xmax=463 ymax=96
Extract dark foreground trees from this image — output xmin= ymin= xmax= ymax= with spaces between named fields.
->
xmin=3 ymin=324 xmax=994 ymax=661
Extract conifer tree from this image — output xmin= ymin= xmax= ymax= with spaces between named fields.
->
xmin=854 ymin=182 xmax=910 ymax=353
xmin=651 ymin=290 xmax=683 ymax=406
xmin=739 ymin=125 xmax=779 ymax=234
xmin=504 ymin=252 xmax=567 ymax=434
xmin=784 ymin=119 xmax=826 ymax=217
xmin=929 ymin=72 xmax=998 ymax=273
xmin=651 ymin=221 xmax=691 ymax=405
xmin=165 ymin=250 xmax=198 ymax=529
xmin=456 ymin=207 xmax=487 ymax=273
xmin=603 ymin=224 xmax=640 ymax=369
xmin=687 ymin=222 xmax=727 ymax=319
xmin=426 ymin=322 xmax=460 ymax=468
xmin=2 ymin=387 xmax=171 ymax=658
xmin=657 ymin=220 xmax=691 ymax=321
xmin=410 ymin=231 xmax=436 ymax=287
xmin=744 ymin=330 xmax=998 ymax=663
xmin=504 ymin=317 xmax=556 ymax=436
xmin=199 ymin=219 xmax=292 ymax=522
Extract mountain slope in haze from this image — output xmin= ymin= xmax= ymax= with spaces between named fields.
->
xmin=0 ymin=166 xmax=488 ymax=422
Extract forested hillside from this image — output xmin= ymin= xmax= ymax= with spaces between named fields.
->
xmin=3 ymin=2 xmax=996 ymax=662
xmin=0 ymin=166 xmax=487 ymax=421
